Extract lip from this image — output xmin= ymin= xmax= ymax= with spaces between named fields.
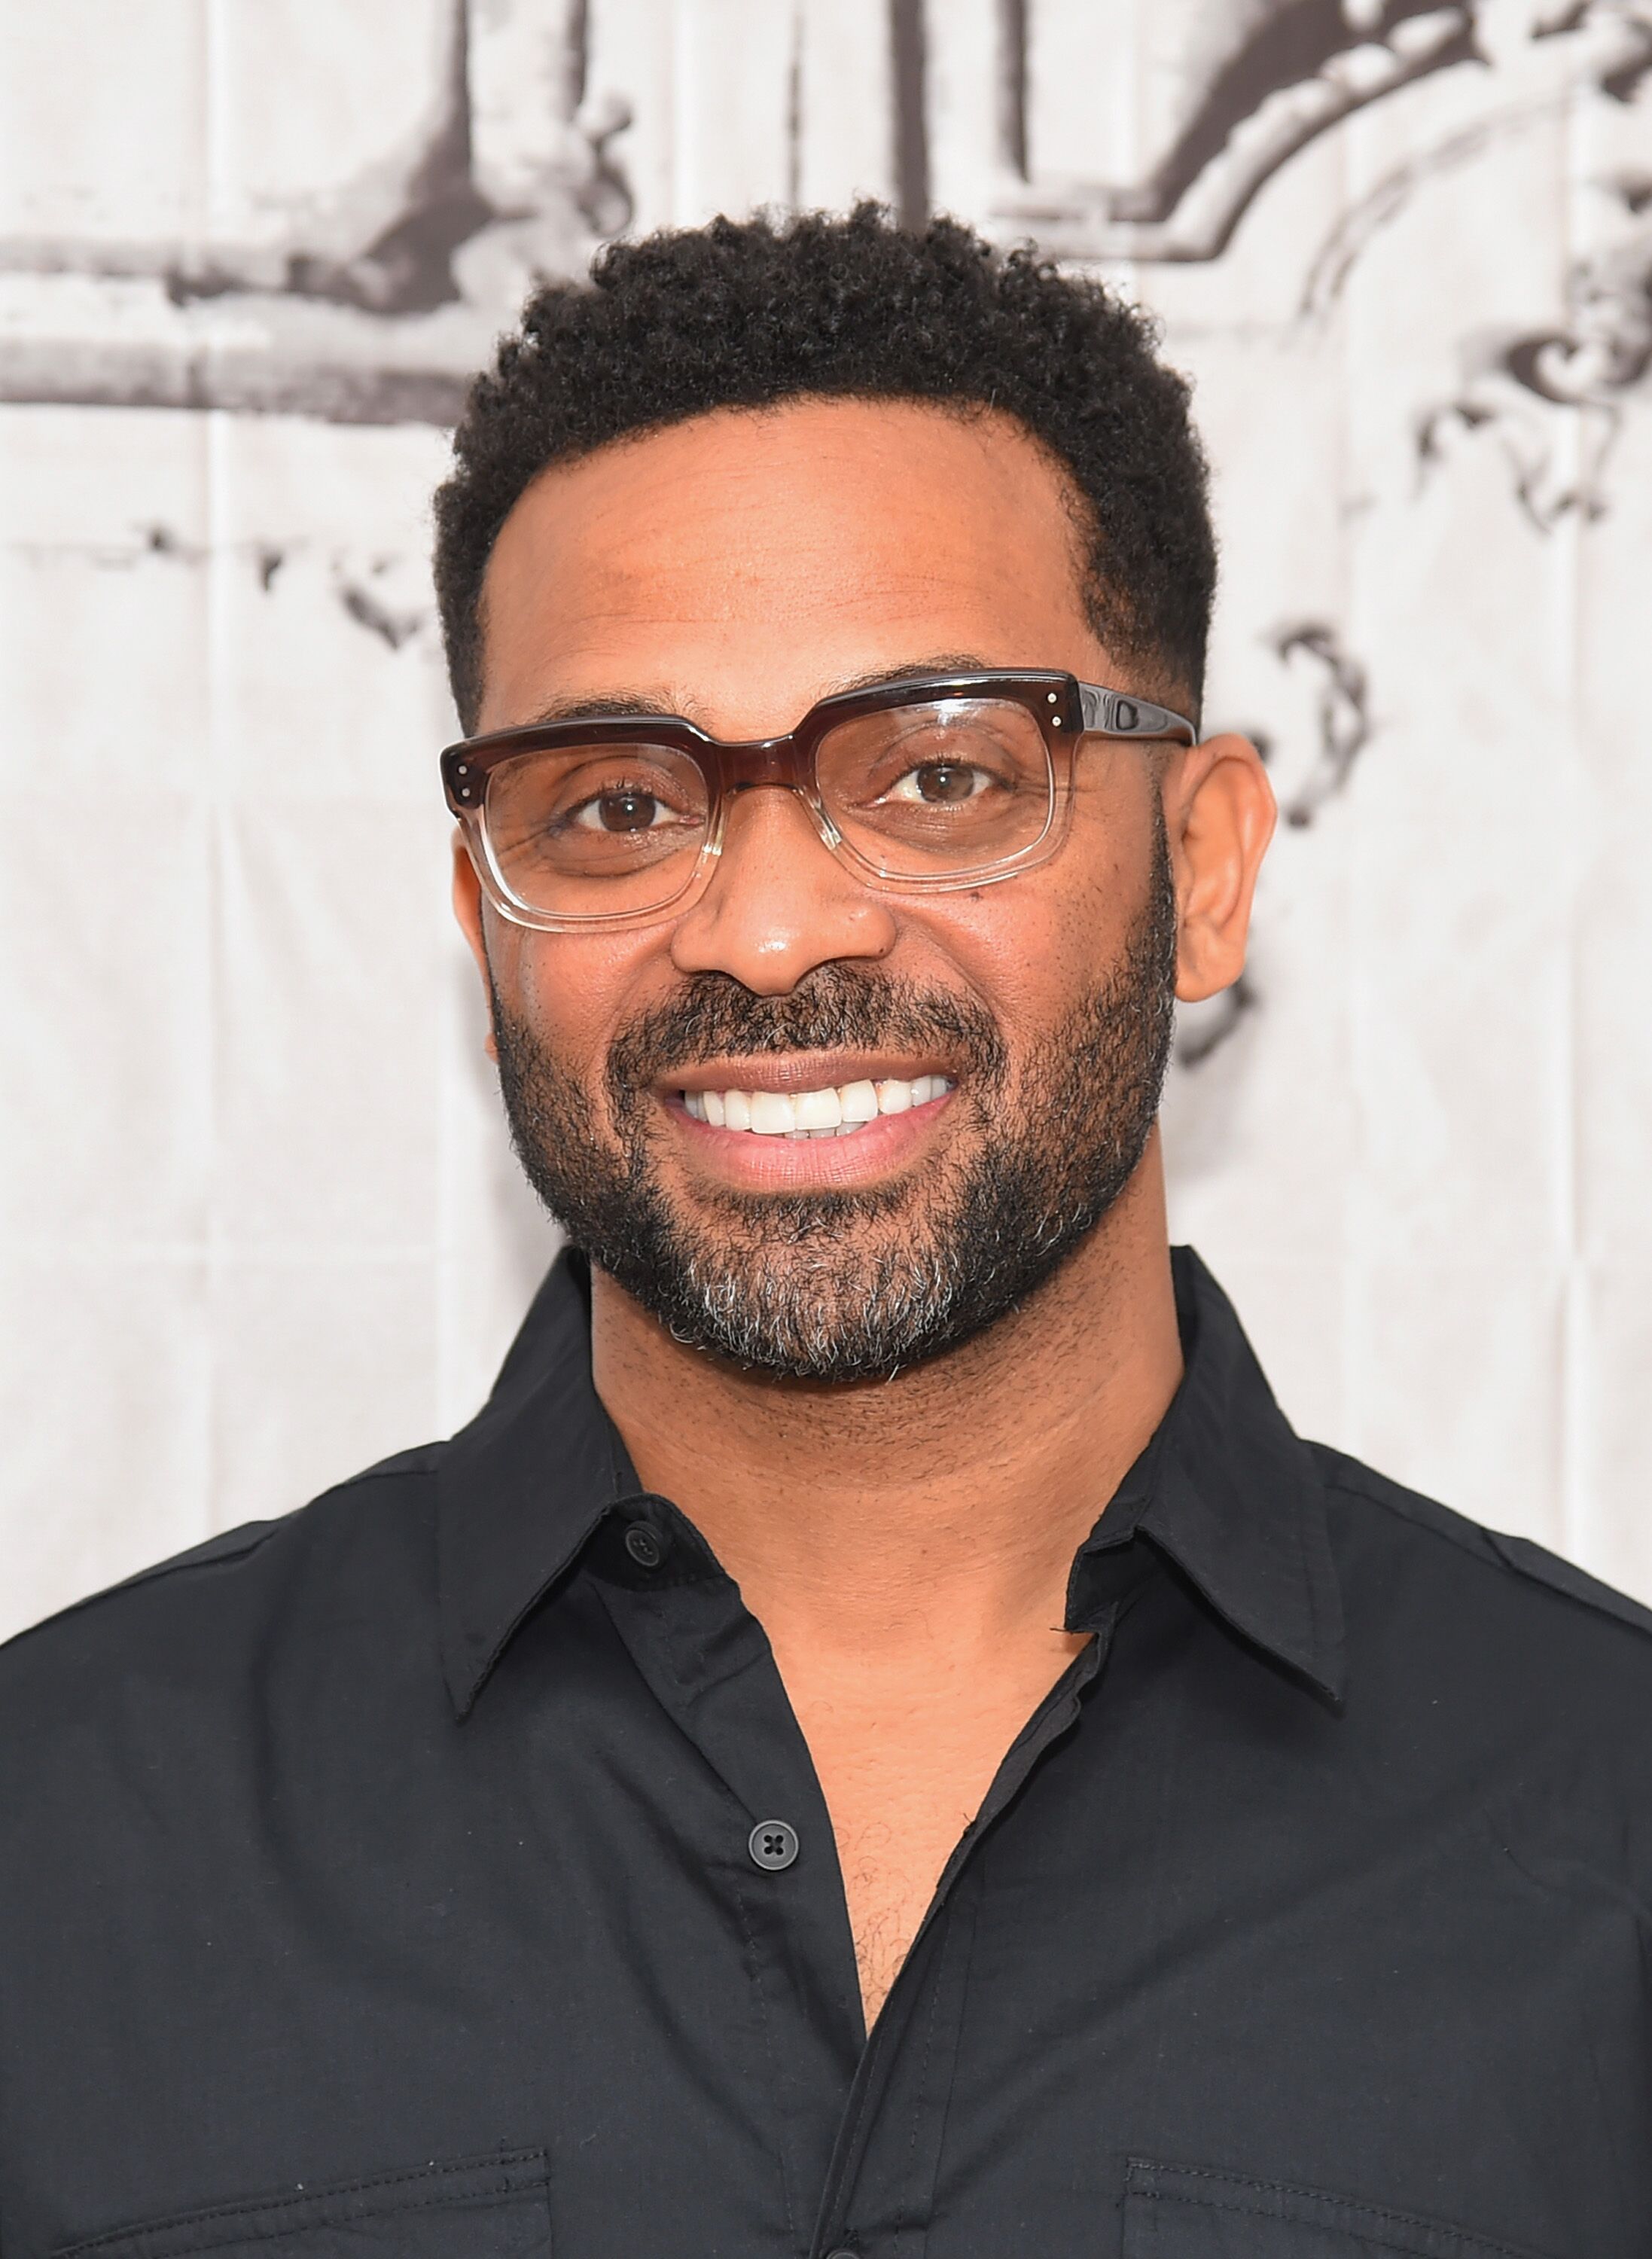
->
xmin=662 ymin=1081 xmax=956 ymax=1190
xmin=658 ymin=1052 xmax=956 ymax=1099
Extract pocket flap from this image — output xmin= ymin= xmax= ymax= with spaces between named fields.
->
xmin=58 ymin=2151 xmax=550 ymax=2259
xmin=1124 ymin=2158 xmax=1550 ymax=2259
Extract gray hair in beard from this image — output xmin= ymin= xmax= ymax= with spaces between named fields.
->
xmin=489 ymin=819 xmax=1178 ymax=1382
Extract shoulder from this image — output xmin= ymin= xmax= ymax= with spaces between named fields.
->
xmin=0 ymin=1443 xmax=442 ymax=1726
xmin=1312 ymin=1440 xmax=1652 ymax=1690
xmin=1311 ymin=1446 xmax=1652 ymax=1907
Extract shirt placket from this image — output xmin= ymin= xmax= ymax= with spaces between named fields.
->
xmin=590 ymin=1509 xmax=862 ymax=2251
xmin=805 ymin=1619 xmax=1115 ymax=2259
xmin=595 ymin=1496 xmax=1120 ymax=2259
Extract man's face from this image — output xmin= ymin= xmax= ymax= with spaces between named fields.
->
xmin=457 ymin=398 xmax=1190 ymax=1381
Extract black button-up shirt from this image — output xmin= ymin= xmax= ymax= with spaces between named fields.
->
xmin=5 ymin=1249 xmax=1651 ymax=2258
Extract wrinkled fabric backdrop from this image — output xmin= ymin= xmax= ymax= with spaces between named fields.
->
xmin=2 ymin=0 xmax=1650 ymax=1640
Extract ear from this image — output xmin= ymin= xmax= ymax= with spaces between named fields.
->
xmin=451 ymin=831 xmax=499 ymax=1062
xmin=1162 ymin=733 xmax=1276 ymax=1003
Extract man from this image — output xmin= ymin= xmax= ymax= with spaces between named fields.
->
xmin=2 ymin=207 xmax=1649 ymax=2258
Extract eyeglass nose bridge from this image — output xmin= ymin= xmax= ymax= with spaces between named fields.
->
xmin=701 ymin=732 xmax=845 ymax=852
xmin=708 ymin=732 xmax=809 ymax=794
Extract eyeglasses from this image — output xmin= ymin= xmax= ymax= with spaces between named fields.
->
xmin=441 ymin=669 xmax=1196 ymax=933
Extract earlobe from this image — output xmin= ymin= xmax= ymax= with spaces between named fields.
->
xmin=1166 ymin=733 xmax=1276 ymax=1005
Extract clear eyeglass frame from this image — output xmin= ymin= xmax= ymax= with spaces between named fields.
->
xmin=440 ymin=668 xmax=1197 ymax=934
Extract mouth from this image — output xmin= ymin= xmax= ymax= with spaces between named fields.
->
xmin=678 ymin=1069 xmax=955 ymax=1140
xmin=656 ymin=1054 xmax=959 ymax=1182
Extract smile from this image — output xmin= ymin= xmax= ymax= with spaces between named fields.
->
xmin=678 ymin=1074 xmax=955 ymax=1140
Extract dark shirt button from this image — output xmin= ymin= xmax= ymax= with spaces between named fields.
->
xmin=748 ymin=1819 xmax=799 ymax=1871
xmin=623 ymin=1523 xmax=667 ymax=1570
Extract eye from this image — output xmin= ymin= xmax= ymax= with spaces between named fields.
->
xmin=567 ymin=787 xmax=678 ymax=833
xmin=885 ymin=760 xmax=995 ymax=806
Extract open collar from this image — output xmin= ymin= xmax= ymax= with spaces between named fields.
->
xmin=1065 ymin=1248 xmax=1346 ymax=1704
xmin=435 ymin=1245 xmax=1346 ymax=1716
xmin=436 ymin=1251 xmax=639 ymax=1716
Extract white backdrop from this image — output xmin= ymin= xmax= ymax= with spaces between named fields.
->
xmin=3 ymin=0 xmax=1650 ymax=1641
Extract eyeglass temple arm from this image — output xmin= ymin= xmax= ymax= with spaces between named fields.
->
xmin=1077 ymin=682 xmax=1198 ymax=744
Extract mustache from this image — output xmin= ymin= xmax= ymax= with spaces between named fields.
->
xmin=605 ymin=965 xmax=1009 ymax=1092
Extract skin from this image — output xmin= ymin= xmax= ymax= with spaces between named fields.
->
xmin=453 ymin=397 xmax=1275 ymax=2029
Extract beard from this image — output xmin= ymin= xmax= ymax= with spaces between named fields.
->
xmin=490 ymin=826 xmax=1178 ymax=1383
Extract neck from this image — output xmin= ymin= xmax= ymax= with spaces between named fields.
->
xmin=589 ymin=1132 xmax=1184 ymax=1661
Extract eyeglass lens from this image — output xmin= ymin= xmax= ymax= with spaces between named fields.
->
xmin=480 ymin=697 xmax=1056 ymax=920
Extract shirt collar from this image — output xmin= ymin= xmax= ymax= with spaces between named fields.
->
xmin=436 ymin=1251 xmax=641 ymax=1716
xmin=435 ymin=1244 xmax=1346 ymax=1716
xmin=1065 ymin=1247 xmax=1346 ymax=1704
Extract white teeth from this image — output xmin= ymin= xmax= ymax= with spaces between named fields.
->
xmin=679 ymin=1075 xmax=953 ymax=1136
xmin=794 ymin=1085 xmax=843 ymax=1130
xmin=749 ymin=1090 xmax=797 ymax=1135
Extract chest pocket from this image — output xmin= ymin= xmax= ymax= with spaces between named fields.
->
xmin=1123 ymin=2160 xmax=1553 ymax=2259
xmin=55 ymin=2151 xmax=550 ymax=2259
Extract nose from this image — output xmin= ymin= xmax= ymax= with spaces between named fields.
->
xmin=668 ymin=784 xmax=898 ymax=994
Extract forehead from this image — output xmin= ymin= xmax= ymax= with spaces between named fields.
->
xmin=475 ymin=398 xmax=1101 ymax=732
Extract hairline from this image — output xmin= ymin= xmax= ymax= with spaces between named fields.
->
xmin=464 ymin=390 xmax=1184 ymax=732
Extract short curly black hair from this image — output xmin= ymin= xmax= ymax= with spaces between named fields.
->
xmin=433 ymin=204 xmax=1215 ymax=733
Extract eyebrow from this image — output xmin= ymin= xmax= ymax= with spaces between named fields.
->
xmin=519 ymin=654 xmax=1001 ymax=730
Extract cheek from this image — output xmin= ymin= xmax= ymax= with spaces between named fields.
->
xmin=489 ymin=919 xmax=656 ymax=1075
xmin=926 ymin=831 xmax=1141 ymax=1038
xmin=1049 ymin=794 xmax=1166 ymax=964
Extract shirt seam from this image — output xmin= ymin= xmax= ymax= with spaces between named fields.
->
xmin=1131 ymin=2163 xmax=1549 ymax=2259
xmin=727 ymin=1871 xmax=799 ymax=2246
xmin=895 ymin=1925 xmax=949 ymax=2240
xmin=56 ymin=2151 xmax=547 ymax=2257
xmin=1294 ymin=1456 xmax=1333 ymax=1678
xmin=1318 ymin=1460 xmax=1652 ymax=1643
xmin=899 ymin=1858 xmax=980 ymax=2243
